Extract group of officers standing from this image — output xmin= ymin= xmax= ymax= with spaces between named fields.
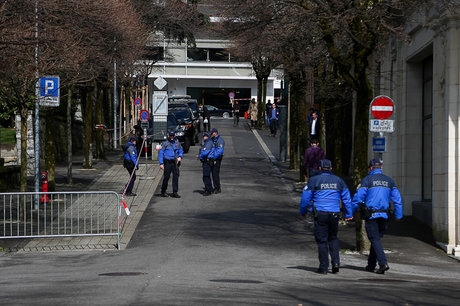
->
xmin=300 ymin=157 xmax=403 ymax=275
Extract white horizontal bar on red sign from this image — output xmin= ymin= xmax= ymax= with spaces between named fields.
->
xmin=371 ymin=106 xmax=393 ymax=111
xmin=233 ymin=98 xmax=251 ymax=100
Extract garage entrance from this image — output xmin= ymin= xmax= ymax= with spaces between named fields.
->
xmin=187 ymin=87 xmax=251 ymax=112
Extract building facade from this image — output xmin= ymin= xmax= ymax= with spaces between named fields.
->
xmin=376 ymin=7 xmax=460 ymax=256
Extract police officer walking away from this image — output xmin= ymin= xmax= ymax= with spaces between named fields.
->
xmin=209 ymin=128 xmax=225 ymax=194
xmin=299 ymin=159 xmax=353 ymax=274
xmin=159 ymin=131 xmax=184 ymax=198
xmin=199 ymin=133 xmax=213 ymax=196
xmin=122 ymin=136 xmax=139 ymax=196
xmin=349 ymin=159 xmax=403 ymax=274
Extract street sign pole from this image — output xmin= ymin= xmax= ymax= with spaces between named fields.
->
xmin=34 ymin=0 xmax=40 ymax=209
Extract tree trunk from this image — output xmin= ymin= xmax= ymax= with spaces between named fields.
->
xmin=256 ymin=77 xmax=265 ymax=128
xmin=44 ymin=110 xmax=56 ymax=191
xmin=82 ymin=87 xmax=93 ymax=169
xmin=19 ymin=109 xmax=28 ymax=192
xmin=95 ymin=85 xmax=106 ymax=160
xmin=67 ymin=88 xmax=73 ymax=184
xmin=288 ymin=70 xmax=308 ymax=179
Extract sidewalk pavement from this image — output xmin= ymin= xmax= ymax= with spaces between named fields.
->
xmin=249 ymin=123 xmax=460 ymax=266
xmin=0 ymin=151 xmax=161 ymax=252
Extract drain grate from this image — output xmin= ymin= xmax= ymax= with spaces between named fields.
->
xmin=209 ymin=279 xmax=263 ymax=284
xmin=358 ymin=278 xmax=410 ymax=283
xmin=99 ymin=272 xmax=146 ymax=277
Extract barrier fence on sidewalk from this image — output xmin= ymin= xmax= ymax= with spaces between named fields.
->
xmin=0 ymin=191 xmax=122 ymax=249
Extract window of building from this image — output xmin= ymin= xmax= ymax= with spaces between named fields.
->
xmin=143 ymin=47 xmax=164 ymax=61
xmin=209 ymin=48 xmax=229 ymax=62
xmin=187 ymin=48 xmax=208 ymax=61
xmin=422 ymin=56 xmax=433 ymax=200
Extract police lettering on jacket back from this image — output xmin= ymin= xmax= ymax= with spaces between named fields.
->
xmin=300 ymin=172 xmax=353 ymax=217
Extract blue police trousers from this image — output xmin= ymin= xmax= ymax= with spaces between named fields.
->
xmin=211 ymin=158 xmax=222 ymax=190
xmin=161 ymin=161 xmax=179 ymax=193
xmin=365 ymin=218 xmax=388 ymax=267
xmin=314 ymin=212 xmax=340 ymax=271
xmin=202 ymin=161 xmax=212 ymax=192
xmin=125 ymin=161 xmax=136 ymax=193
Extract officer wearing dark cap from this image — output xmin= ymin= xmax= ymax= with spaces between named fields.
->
xmin=122 ymin=136 xmax=139 ymax=196
xmin=208 ymin=128 xmax=225 ymax=193
xmin=350 ymin=159 xmax=403 ymax=274
xmin=300 ymin=159 xmax=353 ymax=274
xmin=199 ymin=133 xmax=213 ymax=196
xmin=159 ymin=131 xmax=184 ymax=198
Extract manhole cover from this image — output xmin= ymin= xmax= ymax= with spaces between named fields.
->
xmin=358 ymin=278 xmax=410 ymax=283
xmin=99 ymin=272 xmax=146 ymax=277
xmin=209 ymin=279 xmax=263 ymax=284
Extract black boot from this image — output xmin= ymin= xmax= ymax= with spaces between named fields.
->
xmin=376 ymin=264 xmax=389 ymax=274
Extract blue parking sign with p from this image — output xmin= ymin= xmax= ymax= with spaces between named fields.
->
xmin=39 ymin=76 xmax=60 ymax=107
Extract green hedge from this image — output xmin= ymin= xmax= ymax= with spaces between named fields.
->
xmin=0 ymin=128 xmax=16 ymax=144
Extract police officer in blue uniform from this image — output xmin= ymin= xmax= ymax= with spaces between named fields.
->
xmin=199 ymin=133 xmax=213 ymax=196
xmin=350 ymin=159 xmax=403 ymax=274
xmin=122 ymin=136 xmax=139 ymax=196
xmin=159 ymin=131 xmax=184 ymax=198
xmin=208 ymin=128 xmax=225 ymax=194
xmin=300 ymin=159 xmax=353 ymax=274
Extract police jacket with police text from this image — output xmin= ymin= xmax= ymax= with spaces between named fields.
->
xmin=300 ymin=172 xmax=353 ymax=218
xmin=123 ymin=141 xmax=138 ymax=167
xmin=199 ymin=138 xmax=213 ymax=161
xmin=351 ymin=169 xmax=403 ymax=220
xmin=159 ymin=139 xmax=184 ymax=164
xmin=209 ymin=134 xmax=225 ymax=159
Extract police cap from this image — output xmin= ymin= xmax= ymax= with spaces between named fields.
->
xmin=210 ymin=128 xmax=218 ymax=134
xmin=168 ymin=130 xmax=175 ymax=137
xmin=128 ymin=136 xmax=137 ymax=142
xmin=320 ymin=159 xmax=332 ymax=170
xmin=369 ymin=158 xmax=383 ymax=168
xmin=203 ymin=133 xmax=210 ymax=138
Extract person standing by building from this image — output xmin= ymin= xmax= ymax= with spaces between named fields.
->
xmin=268 ymin=103 xmax=279 ymax=137
xmin=300 ymin=159 xmax=353 ymax=274
xmin=199 ymin=133 xmax=213 ymax=196
xmin=122 ymin=136 xmax=139 ymax=196
xmin=349 ymin=159 xmax=403 ymax=274
xmin=208 ymin=128 xmax=225 ymax=194
xmin=303 ymin=138 xmax=326 ymax=177
xmin=202 ymin=105 xmax=210 ymax=132
xmin=265 ymin=99 xmax=272 ymax=127
xmin=159 ymin=131 xmax=184 ymax=198
xmin=233 ymin=101 xmax=240 ymax=126
xmin=249 ymin=98 xmax=258 ymax=127
xmin=309 ymin=111 xmax=320 ymax=140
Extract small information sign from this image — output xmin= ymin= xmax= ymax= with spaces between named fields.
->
xmin=369 ymin=119 xmax=394 ymax=133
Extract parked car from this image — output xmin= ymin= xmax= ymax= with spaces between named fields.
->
xmin=167 ymin=113 xmax=194 ymax=153
xmin=167 ymin=105 xmax=198 ymax=153
xmin=204 ymin=105 xmax=232 ymax=118
xmin=171 ymin=99 xmax=201 ymax=132
xmin=169 ymin=102 xmax=200 ymax=136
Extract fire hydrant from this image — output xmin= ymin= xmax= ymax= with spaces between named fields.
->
xmin=40 ymin=172 xmax=50 ymax=203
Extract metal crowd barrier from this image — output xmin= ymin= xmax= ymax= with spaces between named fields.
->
xmin=0 ymin=191 xmax=122 ymax=249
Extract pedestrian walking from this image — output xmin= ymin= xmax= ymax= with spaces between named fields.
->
xmin=233 ymin=101 xmax=240 ymax=126
xmin=159 ymin=131 xmax=184 ymax=198
xmin=202 ymin=105 xmax=210 ymax=132
xmin=348 ymin=159 xmax=403 ymax=274
xmin=122 ymin=136 xmax=139 ymax=196
xmin=265 ymin=99 xmax=273 ymax=127
xmin=300 ymin=159 xmax=353 ymax=274
xmin=199 ymin=133 xmax=213 ymax=196
xmin=209 ymin=128 xmax=225 ymax=194
xmin=268 ymin=103 xmax=279 ymax=136
xmin=309 ymin=111 xmax=320 ymax=140
xmin=303 ymin=139 xmax=326 ymax=177
xmin=249 ymin=98 xmax=258 ymax=127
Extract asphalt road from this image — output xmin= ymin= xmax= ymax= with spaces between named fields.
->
xmin=1 ymin=118 xmax=460 ymax=305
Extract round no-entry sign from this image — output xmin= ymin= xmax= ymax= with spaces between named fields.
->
xmin=139 ymin=109 xmax=150 ymax=121
xmin=370 ymin=95 xmax=394 ymax=120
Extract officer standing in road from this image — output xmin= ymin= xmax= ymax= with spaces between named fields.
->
xmin=349 ymin=159 xmax=403 ymax=274
xmin=199 ymin=133 xmax=213 ymax=196
xmin=208 ymin=128 xmax=225 ymax=194
xmin=159 ymin=131 xmax=184 ymax=198
xmin=299 ymin=159 xmax=353 ymax=274
xmin=122 ymin=136 xmax=139 ymax=196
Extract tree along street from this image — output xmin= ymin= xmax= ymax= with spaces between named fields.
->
xmin=0 ymin=120 xmax=459 ymax=305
